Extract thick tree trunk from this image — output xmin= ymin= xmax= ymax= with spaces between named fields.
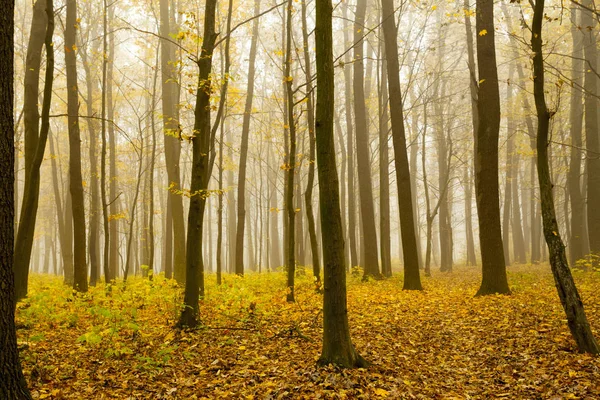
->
xmin=531 ymin=0 xmax=599 ymax=354
xmin=0 ymin=0 xmax=32 ymax=392
xmin=235 ymin=0 xmax=260 ymax=275
xmin=474 ymin=0 xmax=509 ymax=296
xmin=315 ymin=0 xmax=366 ymax=368
xmin=381 ymin=0 xmax=422 ymax=289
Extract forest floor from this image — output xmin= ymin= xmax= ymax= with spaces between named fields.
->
xmin=16 ymin=264 xmax=600 ymax=399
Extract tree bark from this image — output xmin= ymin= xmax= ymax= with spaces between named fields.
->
xmin=177 ymin=0 xmax=217 ymax=328
xmin=65 ymin=0 xmax=88 ymax=292
xmin=14 ymin=0 xmax=51 ymax=300
xmin=353 ymin=0 xmax=380 ymax=280
xmin=160 ymin=0 xmax=186 ymax=283
xmin=381 ymin=0 xmax=422 ymax=289
xmin=531 ymin=0 xmax=599 ymax=354
xmin=301 ymin=0 xmax=320 ymax=282
xmin=315 ymin=0 xmax=366 ymax=368
xmin=0 ymin=0 xmax=32 ymax=392
xmin=235 ymin=0 xmax=260 ymax=275
xmin=474 ymin=0 xmax=509 ymax=296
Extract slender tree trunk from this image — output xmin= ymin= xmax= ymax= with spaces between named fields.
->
xmin=353 ymin=0 xmax=380 ymax=279
xmin=65 ymin=0 xmax=87 ymax=292
xmin=81 ymin=46 xmax=100 ymax=286
xmin=235 ymin=0 xmax=259 ymax=275
xmin=378 ymin=47 xmax=392 ymax=278
xmin=301 ymin=0 xmax=320 ymax=282
xmin=284 ymin=0 xmax=297 ymax=301
xmin=531 ymin=0 xmax=599 ymax=354
xmin=14 ymin=0 xmax=51 ymax=300
xmin=316 ymin=0 xmax=366 ymax=368
xmin=178 ymin=0 xmax=217 ymax=328
xmin=474 ymin=0 xmax=509 ymax=295
xmin=381 ymin=0 xmax=422 ymax=289
xmin=464 ymin=0 xmax=478 ymax=266
xmin=160 ymin=0 xmax=185 ymax=283
xmin=342 ymin=2 xmax=357 ymax=270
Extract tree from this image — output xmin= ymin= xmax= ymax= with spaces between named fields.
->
xmin=353 ymin=0 xmax=380 ymax=280
xmin=381 ymin=0 xmax=422 ymax=290
xmin=0 ymin=0 xmax=32 ymax=393
xmin=474 ymin=0 xmax=509 ymax=296
xmin=315 ymin=0 xmax=366 ymax=368
xmin=14 ymin=0 xmax=53 ymax=300
xmin=178 ymin=0 xmax=218 ymax=328
xmin=160 ymin=0 xmax=186 ymax=283
xmin=235 ymin=0 xmax=261 ymax=276
xmin=65 ymin=0 xmax=88 ymax=292
xmin=530 ymin=0 xmax=599 ymax=354
xmin=567 ymin=4 xmax=586 ymax=267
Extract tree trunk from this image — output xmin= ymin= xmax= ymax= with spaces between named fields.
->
xmin=464 ymin=0 xmax=478 ymax=267
xmin=315 ymin=0 xmax=366 ymax=368
xmin=342 ymin=2 xmax=358 ymax=270
xmin=178 ymin=0 xmax=217 ymax=328
xmin=378 ymin=46 xmax=392 ymax=278
xmin=581 ymin=0 xmax=600 ymax=262
xmin=65 ymin=0 xmax=88 ymax=292
xmin=474 ymin=0 xmax=509 ymax=296
xmin=531 ymin=0 xmax=599 ymax=354
xmin=301 ymin=0 xmax=320 ymax=282
xmin=354 ymin=0 xmax=380 ymax=279
xmin=0 ymin=0 xmax=31 ymax=390
xmin=381 ymin=0 xmax=422 ymax=289
xmin=284 ymin=0 xmax=297 ymax=301
xmin=160 ymin=0 xmax=186 ymax=283
xmin=14 ymin=0 xmax=52 ymax=300
xmin=235 ymin=0 xmax=260 ymax=275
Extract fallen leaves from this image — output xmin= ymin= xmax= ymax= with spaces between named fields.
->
xmin=17 ymin=264 xmax=600 ymax=399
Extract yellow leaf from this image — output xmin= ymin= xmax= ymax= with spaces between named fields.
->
xmin=431 ymin=5 xmax=437 ymax=10
xmin=479 ymin=29 xmax=488 ymax=36
xmin=374 ymin=388 xmax=389 ymax=397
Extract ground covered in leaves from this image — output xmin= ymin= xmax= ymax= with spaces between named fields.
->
xmin=17 ymin=264 xmax=600 ymax=399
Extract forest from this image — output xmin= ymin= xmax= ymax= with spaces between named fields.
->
xmin=1 ymin=0 xmax=600 ymax=398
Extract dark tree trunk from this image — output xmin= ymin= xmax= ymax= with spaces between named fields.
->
xmin=381 ymin=0 xmax=422 ymax=290
xmin=65 ymin=0 xmax=88 ymax=292
xmin=315 ymin=0 xmax=366 ymax=368
xmin=14 ymin=0 xmax=51 ymax=300
xmin=0 ymin=0 xmax=32 ymax=392
xmin=301 ymin=0 xmax=320 ymax=282
xmin=354 ymin=0 xmax=380 ymax=280
xmin=531 ymin=0 xmax=599 ymax=354
xmin=235 ymin=0 xmax=260 ymax=276
xmin=178 ymin=0 xmax=217 ymax=328
xmin=284 ymin=0 xmax=297 ymax=301
xmin=474 ymin=0 xmax=509 ymax=296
